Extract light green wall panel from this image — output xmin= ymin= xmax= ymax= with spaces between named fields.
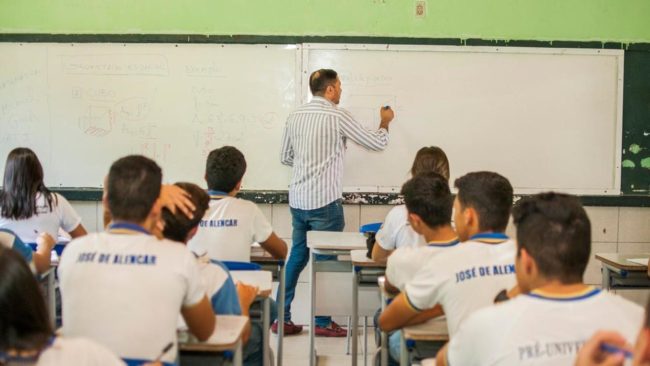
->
xmin=0 ymin=0 xmax=649 ymax=43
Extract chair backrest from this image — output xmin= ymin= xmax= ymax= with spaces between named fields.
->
xmin=359 ymin=222 xmax=382 ymax=234
xmin=221 ymin=260 xmax=262 ymax=271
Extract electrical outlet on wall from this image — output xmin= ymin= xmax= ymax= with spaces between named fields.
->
xmin=415 ymin=0 xmax=426 ymax=18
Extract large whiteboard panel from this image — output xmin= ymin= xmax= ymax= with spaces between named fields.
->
xmin=305 ymin=44 xmax=623 ymax=195
xmin=0 ymin=43 xmax=298 ymax=189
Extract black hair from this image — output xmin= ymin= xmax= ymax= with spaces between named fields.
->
xmin=410 ymin=146 xmax=450 ymax=180
xmin=0 ymin=247 xmax=53 ymax=353
xmin=454 ymin=171 xmax=513 ymax=232
xmin=402 ymin=172 xmax=453 ymax=228
xmin=0 ymin=147 xmax=57 ymax=220
xmin=513 ymin=192 xmax=591 ymax=284
xmin=205 ymin=146 xmax=247 ymax=193
xmin=309 ymin=69 xmax=338 ymax=96
xmin=106 ymin=155 xmax=162 ymax=223
xmin=162 ymin=182 xmax=210 ymax=243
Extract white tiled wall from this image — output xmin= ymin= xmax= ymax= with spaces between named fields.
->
xmin=69 ymin=201 xmax=650 ymax=318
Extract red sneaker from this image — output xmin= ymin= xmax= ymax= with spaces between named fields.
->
xmin=315 ymin=321 xmax=347 ymax=337
xmin=271 ymin=320 xmax=303 ymax=335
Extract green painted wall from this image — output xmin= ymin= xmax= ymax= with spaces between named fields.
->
xmin=1 ymin=0 xmax=649 ymax=43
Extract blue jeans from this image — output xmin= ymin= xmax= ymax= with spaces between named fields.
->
xmin=277 ymin=199 xmax=344 ymax=327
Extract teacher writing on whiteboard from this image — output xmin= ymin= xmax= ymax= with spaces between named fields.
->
xmin=275 ymin=69 xmax=395 ymax=336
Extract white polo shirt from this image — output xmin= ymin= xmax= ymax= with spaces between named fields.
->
xmin=58 ymin=223 xmax=206 ymax=364
xmin=0 ymin=192 xmax=81 ymax=243
xmin=404 ymin=233 xmax=516 ymax=337
xmin=188 ymin=192 xmax=273 ymax=262
xmin=386 ymin=237 xmax=459 ymax=291
xmin=448 ymin=287 xmax=644 ymax=366
xmin=375 ymin=205 xmax=425 ymax=251
xmin=35 ymin=337 xmax=125 ymax=366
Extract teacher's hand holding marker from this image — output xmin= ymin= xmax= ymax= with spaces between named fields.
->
xmin=380 ymin=105 xmax=395 ymax=131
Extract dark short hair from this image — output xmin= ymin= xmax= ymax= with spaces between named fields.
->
xmin=0 ymin=247 xmax=53 ymax=353
xmin=513 ymin=192 xmax=591 ymax=284
xmin=162 ymin=182 xmax=210 ymax=243
xmin=402 ymin=172 xmax=453 ymax=228
xmin=1 ymin=147 xmax=57 ymax=220
xmin=205 ymin=146 xmax=247 ymax=193
xmin=410 ymin=146 xmax=450 ymax=180
xmin=107 ymin=155 xmax=162 ymax=223
xmin=454 ymin=171 xmax=513 ymax=232
xmin=309 ymin=69 xmax=338 ymax=96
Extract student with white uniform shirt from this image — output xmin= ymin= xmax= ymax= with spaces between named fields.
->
xmin=0 ymin=147 xmax=87 ymax=244
xmin=58 ymin=155 xmax=215 ymax=364
xmin=437 ymin=192 xmax=644 ymax=366
xmin=0 ymin=247 xmax=128 ymax=366
xmin=0 ymin=228 xmax=54 ymax=274
xmin=372 ymin=146 xmax=451 ymax=264
xmin=379 ymin=171 xmax=516 ymax=340
xmin=378 ymin=172 xmax=459 ymax=364
xmin=159 ymin=182 xmax=263 ymax=366
xmin=188 ymin=146 xmax=287 ymax=262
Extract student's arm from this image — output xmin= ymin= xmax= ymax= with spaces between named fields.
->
xmin=236 ymin=282 xmax=259 ymax=344
xmin=404 ymin=304 xmax=444 ymax=326
xmin=259 ymin=232 xmax=288 ymax=260
xmin=181 ymin=296 xmax=216 ymax=341
xmin=436 ymin=343 xmax=449 ymax=366
xmin=371 ymin=243 xmax=392 ymax=263
xmin=378 ymin=293 xmax=419 ymax=332
xmin=33 ymin=232 xmax=55 ymax=274
xmin=68 ymin=224 xmax=87 ymax=238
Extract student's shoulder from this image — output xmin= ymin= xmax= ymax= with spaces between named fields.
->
xmin=385 ymin=205 xmax=408 ymax=221
xmin=599 ymin=290 xmax=644 ymax=315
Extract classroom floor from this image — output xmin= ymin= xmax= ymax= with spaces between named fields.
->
xmin=270 ymin=324 xmax=379 ymax=366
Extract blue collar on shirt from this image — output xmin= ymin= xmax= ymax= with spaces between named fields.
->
xmin=469 ymin=232 xmax=509 ymax=243
xmin=208 ymin=189 xmax=229 ymax=199
xmin=427 ymin=238 xmax=460 ymax=247
xmin=107 ymin=222 xmax=150 ymax=235
xmin=526 ymin=287 xmax=601 ymax=302
xmin=0 ymin=336 xmax=55 ymax=363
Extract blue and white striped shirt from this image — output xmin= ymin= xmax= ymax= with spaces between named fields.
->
xmin=280 ymin=97 xmax=389 ymax=210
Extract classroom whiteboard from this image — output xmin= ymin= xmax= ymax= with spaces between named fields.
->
xmin=0 ymin=42 xmax=623 ymax=194
xmin=304 ymin=44 xmax=624 ymax=195
xmin=0 ymin=43 xmax=298 ymax=189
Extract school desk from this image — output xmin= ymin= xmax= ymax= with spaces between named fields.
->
xmin=595 ymin=253 xmax=650 ymax=290
xmin=178 ymin=314 xmax=248 ymax=366
xmin=400 ymin=318 xmax=449 ymax=366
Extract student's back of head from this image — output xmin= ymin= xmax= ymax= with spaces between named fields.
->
xmin=401 ymin=172 xmax=452 ymax=229
xmin=410 ymin=146 xmax=450 ymax=181
xmin=0 ymin=247 xmax=52 ymax=353
xmin=106 ymin=155 xmax=162 ymax=223
xmin=513 ymin=192 xmax=591 ymax=288
xmin=453 ymin=171 xmax=513 ymax=240
xmin=0 ymin=147 xmax=56 ymax=220
xmin=206 ymin=146 xmax=247 ymax=193
xmin=162 ymin=182 xmax=210 ymax=243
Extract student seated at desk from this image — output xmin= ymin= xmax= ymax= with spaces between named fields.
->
xmin=158 ymin=182 xmax=263 ymax=366
xmin=379 ymin=172 xmax=516 ymax=339
xmin=0 ymin=227 xmax=55 ymax=274
xmin=0 ymin=147 xmax=87 ymax=244
xmin=437 ymin=192 xmax=643 ymax=366
xmin=372 ymin=146 xmax=450 ymax=263
xmin=188 ymin=146 xmax=287 ymax=262
xmin=58 ymin=155 xmax=215 ymax=364
xmin=0 ymin=247 xmax=128 ymax=366
xmin=379 ymin=172 xmax=458 ymax=364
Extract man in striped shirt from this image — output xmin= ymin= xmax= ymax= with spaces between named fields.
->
xmin=274 ymin=68 xmax=395 ymax=336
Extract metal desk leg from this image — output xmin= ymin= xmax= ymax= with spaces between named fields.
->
xmin=381 ymin=330 xmax=388 ymax=366
xmin=352 ymin=268 xmax=359 ymax=366
xmin=47 ymin=270 xmax=56 ymax=327
xmin=364 ymin=316 xmax=368 ymax=366
xmin=399 ymin=332 xmax=408 ymax=366
xmin=263 ymin=297 xmax=271 ymax=366
xmin=602 ymin=265 xmax=612 ymax=291
xmin=310 ymin=252 xmax=316 ymax=366
xmin=277 ymin=264 xmax=285 ymax=366
xmin=234 ymin=338 xmax=243 ymax=366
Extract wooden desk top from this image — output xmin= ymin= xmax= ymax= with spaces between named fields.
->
xmin=350 ymin=249 xmax=386 ymax=268
xmin=179 ymin=315 xmax=247 ymax=352
xmin=307 ymin=231 xmax=367 ymax=251
xmin=403 ymin=317 xmax=449 ymax=342
xmin=231 ymin=270 xmax=273 ymax=297
xmin=595 ymin=253 xmax=650 ymax=271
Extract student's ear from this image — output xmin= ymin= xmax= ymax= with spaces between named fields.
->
xmin=234 ymin=180 xmax=242 ymax=193
xmin=186 ymin=226 xmax=199 ymax=242
xmin=408 ymin=213 xmax=424 ymax=234
xmin=464 ymin=206 xmax=478 ymax=230
xmin=519 ymin=248 xmax=537 ymax=277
